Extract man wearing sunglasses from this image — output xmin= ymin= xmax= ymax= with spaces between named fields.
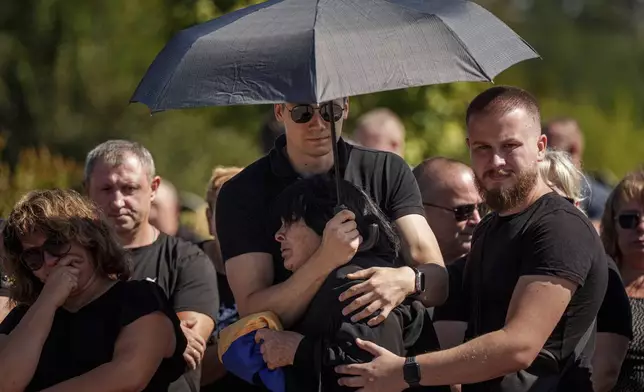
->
xmin=413 ymin=157 xmax=485 ymax=265
xmin=413 ymin=157 xmax=483 ymax=377
xmin=217 ymin=98 xmax=447 ymax=339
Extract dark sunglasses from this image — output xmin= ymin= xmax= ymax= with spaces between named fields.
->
xmin=20 ymin=238 xmax=71 ymax=271
xmin=423 ymin=202 xmax=489 ymax=222
xmin=617 ymin=212 xmax=644 ymax=230
xmin=287 ymin=102 xmax=345 ymax=124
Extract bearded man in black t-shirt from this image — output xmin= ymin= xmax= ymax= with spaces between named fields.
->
xmin=335 ymin=86 xmax=608 ymax=392
xmin=84 ymin=140 xmax=219 ymax=392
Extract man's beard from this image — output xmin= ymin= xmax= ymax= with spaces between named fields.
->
xmin=475 ymin=167 xmax=538 ymax=213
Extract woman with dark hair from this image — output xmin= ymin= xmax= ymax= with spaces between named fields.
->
xmin=255 ymin=175 xmax=446 ymax=391
xmin=0 ymin=189 xmax=187 ymax=392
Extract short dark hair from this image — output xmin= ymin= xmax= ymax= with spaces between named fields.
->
xmin=272 ymin=176 xmax=400 ymax=260
xmin=466 ymin=86 xmax=540 ymax=125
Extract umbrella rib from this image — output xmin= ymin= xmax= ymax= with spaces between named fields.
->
xmin=439 ymin=21 xmax=493 ymax=82
xmin=312 ymin=0 xmax=322 ymax=102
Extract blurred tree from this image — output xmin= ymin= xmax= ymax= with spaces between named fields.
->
xmin=0 ymin=135 xmax=82 ymax=217
xmin=0 ymin=0 xmax=642 ymax=201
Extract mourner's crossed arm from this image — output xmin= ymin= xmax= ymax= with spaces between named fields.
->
xmin=0 ymin=300 xmax=58 ymax=392
xmin=174 ymin=247 xmax=219 ymax=369
xmin=41 ymin=313 xmax=177 ymax=392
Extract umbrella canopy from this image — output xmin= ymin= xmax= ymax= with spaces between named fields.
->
xmin=130 ymin=0 xmax=539 ymax=112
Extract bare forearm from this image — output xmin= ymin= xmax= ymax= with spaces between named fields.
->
xmin=41 ymin=362 xmax=149 ymax=392
xmin=417 ymin=330 xmax=528 ymax=386
xmin=201 ymin=345 xmax=227 ymax=386
xmin=415 ymin=263 xmax=448 ymax=307
xmin=243 ymin=253 xmax=332 ymax=328
xmin=398 ymin=225 xmax=448 ymax=307
xmin=0 ymin=299 xmax=57 ymax=391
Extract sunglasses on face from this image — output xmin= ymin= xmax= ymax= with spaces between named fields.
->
xmin=287 ymin=102 xmax=345 ymax=124
xmin=617 ymin=212 xmax=644 ymax=230
xmin=423 ymin=202 xmax=489 ymax=222
xmin=20 ymin=238 xmax=72 ymax=271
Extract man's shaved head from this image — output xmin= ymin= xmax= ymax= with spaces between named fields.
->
xmin=413 ymin=157 xmax=482 ymax=262
xmin=466 ymin=86 xmax=541 ymax=135
xmin=413 ymin=157 xmax=474 ymax=200
xmin=149 ymin=178 xmax=180 ymax=236
xmin=542 ymin=117 xmax=584 ymax=167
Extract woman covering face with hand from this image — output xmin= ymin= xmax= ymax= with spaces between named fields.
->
xmin=0 ymin=189 xmax=187 ymax=392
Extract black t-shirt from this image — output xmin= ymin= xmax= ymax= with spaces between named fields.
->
xmin=216 ymin=134 xmax=424 ymax=284
xmin=597 ymin=256 xmax=633 ymax=339
xmin=0 ymin=280 xmax=187 ymax=391
xmin=433 ymin=256 xmax=467 ymax=323
xmin=129 ymin=233 xmax=220 ymax=392
xmin=462 ymin=193 xmax=608 ymax=392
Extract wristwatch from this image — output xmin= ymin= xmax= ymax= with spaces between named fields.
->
xmin=410 ymin=267 xmax=425 ymax=296
xmin=403 ymin=356 xmax=421 ymax=387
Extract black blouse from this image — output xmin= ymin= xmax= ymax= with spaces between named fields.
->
xmin=0 ymin=280 xmax=187 ymax=391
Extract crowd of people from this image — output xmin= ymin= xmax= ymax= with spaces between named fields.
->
xmin=0 ymin=85 xmax=641 ymax=392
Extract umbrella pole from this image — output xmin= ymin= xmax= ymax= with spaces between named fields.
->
xmin=329 ymin=104 xmax=343 ymax=208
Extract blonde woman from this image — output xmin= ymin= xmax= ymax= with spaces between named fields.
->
xmin=540 ymin=150 xmax=630 ymax=392
xmin=199 ymin=166 xmax=260 ymax=392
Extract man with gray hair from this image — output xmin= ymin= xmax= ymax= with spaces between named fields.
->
xmin=84 ymin=140 xmax=219 ymax=392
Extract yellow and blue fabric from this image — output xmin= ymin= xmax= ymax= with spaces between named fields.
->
xmin=217 ymin=311 xmax=285 ymax=392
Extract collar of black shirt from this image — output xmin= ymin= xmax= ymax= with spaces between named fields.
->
xmin=268 ymin=134 xmax=351 ymax=179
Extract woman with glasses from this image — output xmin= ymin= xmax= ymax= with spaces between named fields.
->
xmin=0 ymin=189 xmax=187 ymax=392
xmin=601 ymin=170 xmax=644 ymax=391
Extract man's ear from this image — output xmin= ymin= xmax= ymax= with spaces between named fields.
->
xmin=537 ymin=134 xmax=547 ymax=161
xmin=150 ymin=176 xmax=161 ymax=201
xmin=274 ymin=103 xmax=286 ymax=123
xmin=341 ymin=97 xmax=350 ymax=120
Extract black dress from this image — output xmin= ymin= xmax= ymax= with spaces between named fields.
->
xmin=0 ymin=280 xmax=188 ymax=392
xmin=614 ymin=297 xmax=644 ymax=391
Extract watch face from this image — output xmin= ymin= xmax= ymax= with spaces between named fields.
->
xmin=403 ymin=360 xmax=421 ymax=384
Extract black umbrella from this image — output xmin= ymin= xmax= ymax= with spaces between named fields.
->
xmin=130 ymin=0 xmax=538 ymax=211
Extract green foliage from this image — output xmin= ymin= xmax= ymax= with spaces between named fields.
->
xmin=0 ymin=136 xmax=82 ymax=217
xmin=0 ymin=0 xmax=642 ymax=212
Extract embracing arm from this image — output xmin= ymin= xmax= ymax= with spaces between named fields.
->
xmin=414 ymin=275 xmax=575 ymax=386
xmin=41 ymin=312 xmax=176 ymax=392
xmin=338 ymin=275 xmax=577 ymax=389
xmin=227 ymin=251 xmax=334 ymax=328
xmin=394 ymin=214 xmax=447 ymax=307
xmin=0 ymin=299 xmax=58 ymax=392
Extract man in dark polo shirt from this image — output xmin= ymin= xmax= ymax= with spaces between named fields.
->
xmin=216 ymin=98 xmax=447 ymax=333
